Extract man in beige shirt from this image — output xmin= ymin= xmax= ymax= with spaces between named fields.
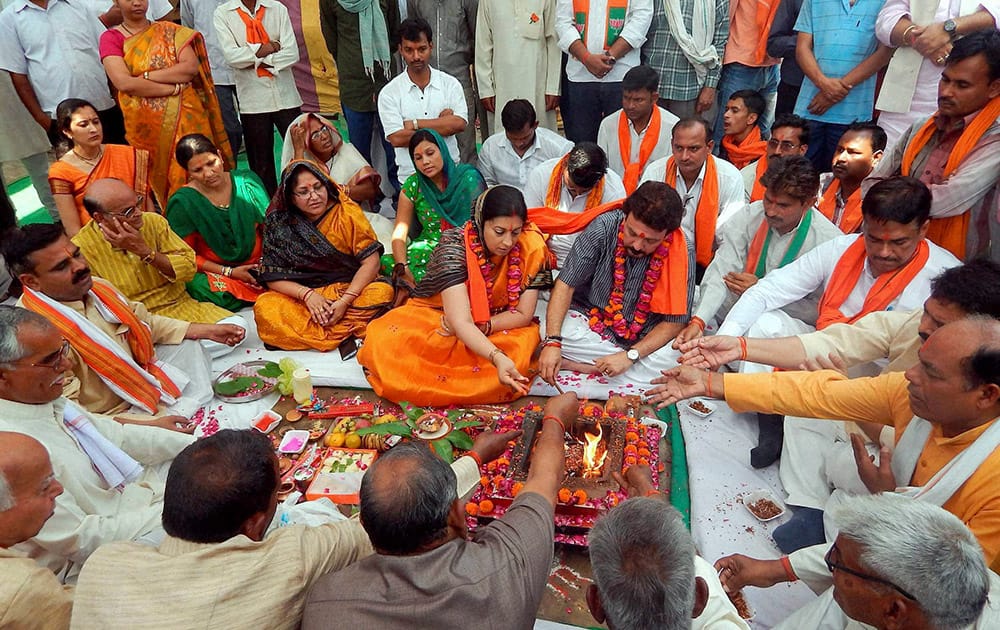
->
xmin=71 ymin=427 xmax=515 ymax=629
xmin=0 ymin=432 xmax=72 ymax=630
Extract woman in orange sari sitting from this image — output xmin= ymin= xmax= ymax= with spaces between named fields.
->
xmin=253 ymin=161 xmax=395 ymax=351
xmin=99 ymin=0 xmax=232 ymax=208
xmin=48 ymin=98 xmax=155 ymax=236
xmin=359 ymin=185 xmax=553 ymax=406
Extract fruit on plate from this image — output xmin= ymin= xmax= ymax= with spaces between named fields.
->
xmin=325 ymin=431 xmax=346 ymax=448
xmin=374 ymin=413 xmax=396 ymax=425
xmin=333 ymin=417 xmax=357 ymax=433
xmin=345 ymin=432 xmax=362 ymax=449
xmin=362 ymin=433 xmax=387 ymax=451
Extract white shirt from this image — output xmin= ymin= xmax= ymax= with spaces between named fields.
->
xmin=693 ymin=555 xmax=752 ymax=629
xmin=717 ymin=233 xmax=962 ymax=337
xmin=555 ymin=0 xmax=653 ymax=83
xmin=0 ymin=0 xmax=114 ymax=114
xmin=640 ymin=155 xmax=748 ymax=253
xmin=478 ymin=126 xmax=573 ymax=188
xmin=0 ymin=397 xmax=193 ymax=578
xmin=85 ymin=0 xmax=171 ymax=20
xmin=523 ymin=155 xmax=627 ymax=265
xmin=597 ymin=107 xmax=678 ymax=182
xmin=213 ymin=0 xmax=302 ymax=114
xmin=378 ymin=66 xmax=468 ymax=183
xmin=181 ymin=0 xmax=234 ymax=85
xmin=696 ymin=203 xmax=843 ymax=325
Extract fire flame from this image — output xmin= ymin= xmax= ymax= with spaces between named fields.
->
xmin=582 ymin=422 xmax=607 ymax=478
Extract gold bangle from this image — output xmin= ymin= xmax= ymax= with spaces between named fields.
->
xmin=140 ymin=251 xmax=156 ymax=264
xmin=488 ymin=347 xmax=506 ymax=366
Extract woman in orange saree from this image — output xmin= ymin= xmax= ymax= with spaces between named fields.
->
xmin=358 ymin=186 xmax=553 ymax=406
xmin=48 ymin=98 xmax=155 ymax=236
xmin=99 ymin=0 xmax=233 ymax=208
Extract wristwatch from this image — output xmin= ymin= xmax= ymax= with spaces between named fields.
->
xmin=626 ymin=348 xmax=640 ymax=363
xmin=943 ymin=19 xmax=958 ymax=39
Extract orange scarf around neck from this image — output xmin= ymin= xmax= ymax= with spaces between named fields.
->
xmin=722 ymin=126 xmax=767 ymax=169
xmin=652 ymin=229 xmax=691 ymax=315
xmin=816 ymin=236 xmax=930 ymax=329
xmin=236 ymin=4 xmax=272 ymax=78
xmin=749 ymin=154 xmax=767 ymax=202
xmin=818 ymin=178 xmax=863 ymax=233
xmin=545 ymin=153 xmax=605 ymax=209
xmin=899 ymin=97 xmax=1000 ymax=259
xmin=618 ymin=108 xmax=661 ymax=194
xmin=664 ymin=155 xmax=719 ymax=267
xmin=528 ymin=199 xmax=622 ymax=235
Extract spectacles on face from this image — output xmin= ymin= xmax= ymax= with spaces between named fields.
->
xmin=309 ymin=127 xmax=332 ymax=142
xmin=825 ymin=543 xmax=918 ymax=601
xmin=102 ymin=195 xmax=144 ymax=219
xmin=293 ymin=184 xmax=326 ymax=199
xmin=22 ymin=340 xmax=71 ymax=371
xmin=767 ymin=139 xmax=800 ymax=152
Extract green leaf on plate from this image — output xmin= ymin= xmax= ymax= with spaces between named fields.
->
xmin=256 ymin=361 xmax=282 ymax=377
xmin=430 ymin=437 xmax=455 ymax=462
xmin=356 ymin=422 xmax=413 ymax=437
xmin=452 ymin=420 xmax=483 ymax=430
xmin=214 ymin=376 xmax=264 ymax=396
xmin=444 ymin=429 xmax=473 ymax=450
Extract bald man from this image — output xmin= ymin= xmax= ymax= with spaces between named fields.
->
xmin=0 ymin=432 xmax=71 ymax=629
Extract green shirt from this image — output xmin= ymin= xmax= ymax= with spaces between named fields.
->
xmin=319 ymin=0 xmax=400 ymax=112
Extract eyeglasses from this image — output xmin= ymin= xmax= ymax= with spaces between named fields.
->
xmin=767 ymin=139 xmax=800 ymax=151
xmin=309 ymin=126 xmax=332 ymax=141
xmin=102 ymin=195 xmax=144 ymax=219
xmin=293 ymin=184 xmax=326 ymax=199
xmin=23 ymin=340 xmax=71 ymax=371
xmin=825 ymin=543 xmax=918 ymax=601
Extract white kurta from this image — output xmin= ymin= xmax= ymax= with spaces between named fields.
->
xmin=693 ymin=555 xmax=752 ymax=629
xmin=597 ymin=106 xmax=679 ymax=184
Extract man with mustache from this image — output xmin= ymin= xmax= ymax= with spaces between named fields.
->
xmin=709 ymin=176 xmax=959 ymax=469
xmin=863 ymin=29 xmax=1000 ymax=260
xmin=3 ymin=222 xmax=242 ymax=424
xmin=0 ymin=306 xmax=193 ymax=580
xmin=538 ymin=181 xmax=694 ymax=386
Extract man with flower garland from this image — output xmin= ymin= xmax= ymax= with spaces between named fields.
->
xmin=538 ymin=181 xmax=694 ymax=386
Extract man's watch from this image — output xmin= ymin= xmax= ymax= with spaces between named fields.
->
xmin=943 ymin=19 xmax=958 ymax=39
xmin=626 ymin=348 xmax=640 ymax=363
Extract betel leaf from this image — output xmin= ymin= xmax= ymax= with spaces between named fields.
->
xmin=257 ymin=361 xmax=282 ymax=377
xmin=356 ymin=422 xmax=413 ymax=437
xmin=214 ymin=376 xmax=264 ymax=396
xmin=430 ymin=437 xmax=455 ymax=462
xmin=400 ymin=402 xmax=425 ymax=423
xmin=444 ymin=429 xmax=474 ymax=450
xmin=445 ymin=409 xmax=464 ymax=422
xmin=452 ymin=420 xmax=483 ymax=430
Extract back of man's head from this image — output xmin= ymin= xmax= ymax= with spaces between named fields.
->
xmin=501 ymin=99 xmax=537 ymax=133
xmin=589 ymin=498 xmax=696 ymax=630
xmin=1 ymin=223 xmax=66 ymax=278
xmin=760 ymin=155 xmax=819 ymax=204
xmin=359 ymin=442 xmax=457 ymax=555
xmin=833 ymin=493 xmax=990 ymax=629
xmin=930 ymin=260 xmax=1000 ymax=319
xmin=162 ymin=429 xmax=278 ymax=543
xmin=567 ymin=142 xmax=608 ymax=189
xmin=862 ymin=176 xmax=931 ymax=225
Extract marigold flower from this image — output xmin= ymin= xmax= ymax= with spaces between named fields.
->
xmin=465 ymin=502 xmax=479 ymax=516
xmin=573 ymin=489 xmax=588 ymax=504
xmin=558 ymin=487 xmax=572 ymax=503
xmin=478 ymin=499 xmax=494 ymax=514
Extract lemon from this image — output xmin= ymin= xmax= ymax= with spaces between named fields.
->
xmin=325 ymin=431 xmax=346 ymax=448
xmin=345 ymin=432 xmax=362 ymax=449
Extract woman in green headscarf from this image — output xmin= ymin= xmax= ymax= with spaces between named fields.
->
xmin=381 ymin=128 xmax=486 ymax=285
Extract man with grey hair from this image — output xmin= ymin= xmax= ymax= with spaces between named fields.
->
xmin=0 ymin=431 xmax=71 ymax=628
xmin=302 ymin=392 xmax=577 ymax=628
xmin=0 ymin=306 xmax=193 ymax=579
xmin=587 ymin=465 xmax=748 ymax=629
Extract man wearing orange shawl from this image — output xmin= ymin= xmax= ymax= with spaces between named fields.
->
xmin=740 ymin=113 xmax=810 ymax=202
xmin=863 ymin=30 xmax=1000 ymax=261
xmin=596 ymin=66 xmax=679 ymax=193
xmin=539 ymin=182 xmax=694 ymax=389
xmin=523 ymin=142 xmax=627 ymax=266
xmin=718 ymin=89 xmax=768 ymax=169
xmin=817 ymin=122 xmax=885 ymax=233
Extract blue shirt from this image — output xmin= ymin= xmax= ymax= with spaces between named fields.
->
xmin=793 ymin=0 xmax=886 ymax=124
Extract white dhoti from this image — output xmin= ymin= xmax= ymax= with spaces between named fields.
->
xmin=141 ymin=340 xmax=214 ymax=419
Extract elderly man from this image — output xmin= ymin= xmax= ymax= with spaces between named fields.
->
xmin=741 ymin=113 xmax=810 ymax=202
xmin=816 ymin=122 xmax=886 ymax=233
xmin=650 ymin=317 xmax=1000 ymax=569
xmin=478 ymin=99 xmax=573 ymax=189
xmin=588 ymin=466 xmax=749 ymax=629
xmin=640 ymin=118 xmax=747 ymax=276
xmin=864 ymin=29 xmax=1000 ymax=260
xmin=539 ymin=182 xmax=694 ymax=387
xmin=597 ymin=65 xmax=680 ymax=194
xmin=5 ymin=224 xmax=240 ymax=421
xmin=302 ymin=393 xmax=575 ymax=628
xmin=716 ymin=494 xmax=1000 ymax=629
xmin=0 ymin=432 xmax=70 ymax=629
xmin=70 ymin=178 xmax=242 ymax=330
xmin=524 ymin=142 xmax=627 ymax=266
xmin=0 ymin=307 xmax=192 ymax=578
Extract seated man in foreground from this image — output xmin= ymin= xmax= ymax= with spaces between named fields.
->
xmin=302 ymin=393 xmax=576 ymax=628
xmin=539 ymin=182 xmax=694 ymax=387
xmin=0 ymin=307 xmax=193 ymax=578
xmin=648 ymin=317 xmax=1000 ymax=569
xmin=0 ymin=432 xmax=71 ymax=628
xmin=5 ymin=223 xmax=244 ymax=421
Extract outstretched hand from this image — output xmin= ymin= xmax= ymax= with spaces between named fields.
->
xmin=470 ymin=429 xmax=523 ymax=464
xmin=799 ymin=351 xmax=847 ymax=375
xmin=713 ymin=554 xmax=788 ymax=593
xmin=645 ymin=366 xmax=710 ymax=408
xmin=677 ymin=335 xmax=742 ymax=369
xmin=495 ymin=354 xmax=530 ymax=395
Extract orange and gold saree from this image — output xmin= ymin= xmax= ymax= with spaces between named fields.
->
xmin=49 ymin=144 xmax=151 ymax=229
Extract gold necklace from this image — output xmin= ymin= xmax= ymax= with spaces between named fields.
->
xmin=121 ymin=19 xmax=149 ymax=36
xmin=72 ymin=146 xmax=104 ymax=166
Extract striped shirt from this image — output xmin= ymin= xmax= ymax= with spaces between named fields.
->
xmin=559 ymin=210 xmax=695 ymax=345
xmin=640 ymin=0 xmax=731 ymax=101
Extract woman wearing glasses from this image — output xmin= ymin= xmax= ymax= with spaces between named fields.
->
xmin=166 ymin=134 xmax=269 ymax=311
xmin=48 ymin=98 xmax=156 ymax=236
xmin=252 ymin=160 xmax=394 ymax=351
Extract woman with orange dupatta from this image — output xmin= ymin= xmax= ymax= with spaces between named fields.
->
xmin=359 ymin=186 xmax=553 ymax=406
xmin=48 ymin=98 xmax=155 ymax=236
xmin=99 ymin=0 xmax=233 ymax=209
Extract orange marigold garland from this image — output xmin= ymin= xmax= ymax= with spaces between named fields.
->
xmin=467 ymin=223 xmax=523 ymax=312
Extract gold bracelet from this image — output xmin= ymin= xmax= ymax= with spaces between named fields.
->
xmin=140 ymin=251 xmax=156 ymax=264
xmin=488 ymin=347 xmax=506 ymax=366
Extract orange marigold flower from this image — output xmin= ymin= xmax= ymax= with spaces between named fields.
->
xmin=624 ymin=444 xmax=638 ymax=455
xmin=625 ymin=431 xmax=639 ymax=442
xmin=479 ymin=499 xmax=494 ymax=514
xmin=465 ymin=502 xmax=479 ymax=516
xmin=637 ymin=447 xmax=651 ymax=458
xmin=625 ymin=455 xmax=638 ymax=466
xmin=480 ymin=475 xmax=490 ymax=487
xmin=496 ymin=457 xmax=510 ymax=466
xmin=558 ymin=488 xmax=572 ymax=503
xmin=512 ymin=482 xmax=524 ymax=497
xmin=637 ymin=440 xmax=649 ymax=449
xmin=638 ymin=457 xmax=650 ymax=466
xmin=492 ymin=475 xmax=505 ymax=487
xmin=607 ymin=493 xmax=620 ymax=507
xmin=573 ymin=489 xmax=588 ymax=504
xmin=486 ymin=461 xmax=497 ymax=472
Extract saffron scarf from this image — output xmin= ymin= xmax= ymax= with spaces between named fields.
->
xmin=721 ymin=126 xmax=767 ymax=169
xmin=235 ymin=4 xmax=272 ymax=78
xmin=663 ymin=155 xmax=719 ymax=267
xmin=652 ymin=229 xmax=690 ymax=315
xmin=900 ymin=96 xmax=1000 ymax=259
xmin=751 ymin=0 xmax=782 ymax=64
xmin=545 ymin=153 xmax=606 ymax=209
xmin=743 ymin=209 xmax=813 ymax=278
xmin=618 ymin=108 xmax=661 ymax=194
xmin=817 ymin=179 xmax=863 ymax=233
xmin=20 ymin=284 xmax=181 ymax=414
xmin=573 ymin=0 xmax=629 ymax=49
xmin=749 ymin=154 xmax=767 ymax=202
xmin=528 ymin=199 xmax=622 ymax=235
xmin=816 ymin=236 xmax=930 ymax=329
